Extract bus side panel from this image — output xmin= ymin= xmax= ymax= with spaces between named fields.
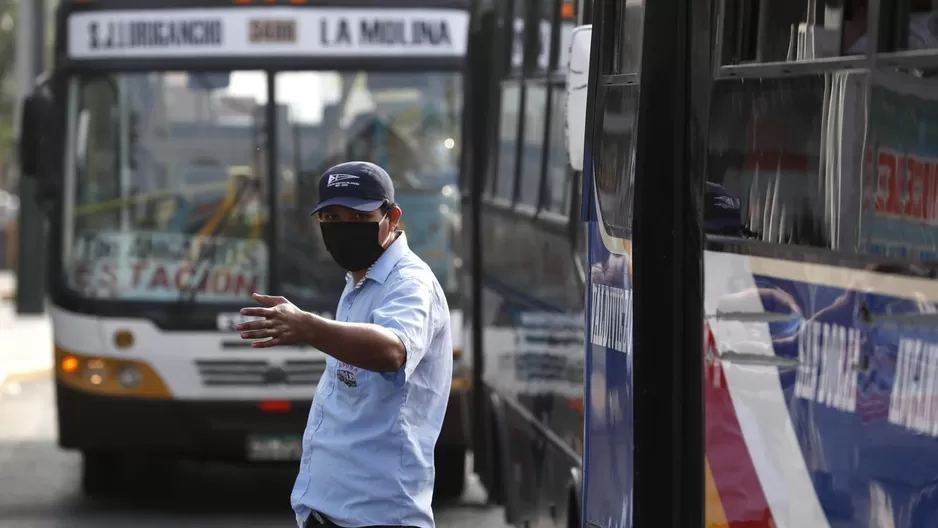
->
xmin=582 ymin=217 xmax=633 ymax=528
xmin=705 ymin=250 xmax=938 ymax=528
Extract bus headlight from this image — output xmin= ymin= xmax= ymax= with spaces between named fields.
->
xmin=55 ymin=347 xmax=172 ymax=399
xmin=85 ymin=359 xmax=107 ymax=386
xmin=117 ymin=365 xmax=142 ymax=388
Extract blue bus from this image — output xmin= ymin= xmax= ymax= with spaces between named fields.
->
xmin=465 ymin=0 xmax=938 ymax=526
xmin=577 ymin=0 xmax=938 ymax=526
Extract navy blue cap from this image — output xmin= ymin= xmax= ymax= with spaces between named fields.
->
xmin=311 ymin=161 xmax=395 ymax=214
xmin=704 ymin=182 xmax=744 ymax=233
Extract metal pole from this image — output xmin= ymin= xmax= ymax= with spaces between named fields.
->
xmin=15 ymin=0 xmax=47 ymax=314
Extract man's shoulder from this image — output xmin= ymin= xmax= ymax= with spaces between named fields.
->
xmin=385 ymin=254 xmax=448 ymax=313
xmin=389 ymin=252 xmax=440 ymax=288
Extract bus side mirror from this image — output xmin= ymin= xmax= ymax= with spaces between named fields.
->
xmin=565 ymin=25 xmax=591 ymax=172
xmin=19 ymin=81 xmax=60 ymax=207
xmin=18 ymin=92 xmax=46 ymax=178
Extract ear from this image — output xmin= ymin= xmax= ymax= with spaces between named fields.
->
xmin=387 ymin=205 xmax=402 ymax=229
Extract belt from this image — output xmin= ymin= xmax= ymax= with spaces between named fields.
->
xmin=303 ymin=510 xmax=418 ymax=528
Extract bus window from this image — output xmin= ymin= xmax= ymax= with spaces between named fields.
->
xmin=896 ymin=0 xmax=938 ymax=51
xmin=708 ymin=74 xmax=848 ymax=248
xmin=494 ymin=82 xmax=522 ymax=201
xmin=544 ymin=84 xmax=571 ymax=215
xmin=273 ymin=71 xmax=464 ymax=305
xmin=64 ymin=71 xmax=271 ymax=303
xmin=720 ymin=0 xmax=870 ymax=63
xmin=517 ymin=81 xmax=548 ymax=208
xmin=847 ymin=0 xmax=938 ymax=53
xmin=594 ymin=83 xmax=639 ymax=237
xmin=611 ymin=0 xmax=645 ymax=75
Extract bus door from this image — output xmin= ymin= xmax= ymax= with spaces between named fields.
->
xmin=570 ymin=0 xmax=707 ymax=526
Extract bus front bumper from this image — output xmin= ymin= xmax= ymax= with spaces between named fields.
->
xmin=56 ymin=383 xmax=312 ymax=462
xmin=56 ymin=380 xmax=471 ymax=461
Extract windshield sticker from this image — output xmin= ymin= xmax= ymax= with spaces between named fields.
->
xmin=67 ymin=230 xmax=268 ymax=302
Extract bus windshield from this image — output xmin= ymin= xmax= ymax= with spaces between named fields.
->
xmin=61 ymin=69 xmax=462 ymax=305
xmin=276 ymin=70 xmax=463 ymax=306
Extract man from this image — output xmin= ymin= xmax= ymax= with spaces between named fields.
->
xmin=235 ymin=161 xmax=453 ymax=528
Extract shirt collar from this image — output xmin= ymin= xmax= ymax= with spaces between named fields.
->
xmin=346 ymin=231 xmax=408 ymax=286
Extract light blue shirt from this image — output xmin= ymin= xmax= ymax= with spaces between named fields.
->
xmin=291 ymin=232 xmax=452 ymax=528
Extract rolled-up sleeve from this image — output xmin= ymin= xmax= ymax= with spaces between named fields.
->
xmin=371 ymin=277 xmax=434 ymax=387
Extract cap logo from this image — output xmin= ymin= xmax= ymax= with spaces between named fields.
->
xmin=327 ymin=174 xmax=360 ymax=188
xmin=713 ymin=195 xmax=739 ymax=209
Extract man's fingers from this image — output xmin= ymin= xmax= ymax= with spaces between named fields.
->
xmin=251 ymin=337 xmax=280 ymax=348
xmin=236 ymin=319 xmax=272 ymax=332
xmin=252 ymin=293 xmax=289 ymax=306
xmin=240 ymin=307 xmax=273 ymax=318
xmin=240 ymin=328 xmax=277 ymax=339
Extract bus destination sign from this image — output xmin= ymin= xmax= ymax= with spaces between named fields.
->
xmin=66 ymin=7 xmax=470 ymax=59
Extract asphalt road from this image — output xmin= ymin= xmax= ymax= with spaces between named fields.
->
xmin=0 ymin=376 xmax=509 ymax=528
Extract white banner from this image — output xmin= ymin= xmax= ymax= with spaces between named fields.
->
xmin=67 ymin=7 xmax=469 ymax=59
xmin=68 ymin=230 xmax=268 ymax=303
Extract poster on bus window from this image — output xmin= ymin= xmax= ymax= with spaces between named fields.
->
xmin=67 ymin=230 xmax=268 ymax=302
xmin=863 ymin=71 xmax=938 ymax=262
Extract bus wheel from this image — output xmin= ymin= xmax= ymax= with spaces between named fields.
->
xmin=81 ymin=452 xmax=121 ymax=497
xmin=433 ymin=446 xmax=466 ymax=503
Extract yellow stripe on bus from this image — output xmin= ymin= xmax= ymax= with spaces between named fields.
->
xmin=705 ymin=458 xmax=731 ymax=528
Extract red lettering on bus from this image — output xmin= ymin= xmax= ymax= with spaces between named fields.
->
xmin=212 ymin=270 xmax=231 ymax=293
xmin=922 ymin=160 xmax=938 ymax=222
xmin=131 ymin=261 xmax=148 ymax=287
xmin=234 ymin=273 xmax=258 ymax=296
xmin=174 ymin=265 xmax=191 ymax=289
xmin=149 ymin=266 xmax=171 ymax=290
xmin=868 ymin=147 xmax=938 ymax=223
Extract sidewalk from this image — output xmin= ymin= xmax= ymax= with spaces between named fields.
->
xmin=0 ymin=272 xmax=53 ymax=389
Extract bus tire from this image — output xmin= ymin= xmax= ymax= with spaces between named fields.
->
xmin=433 ymin=446 xmax=466 ymax=503
xmin=81 ymin=452 xmax=121 ymax=497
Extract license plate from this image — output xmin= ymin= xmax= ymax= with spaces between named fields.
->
xmin=246 ymin=434 xmax=302 ymax=461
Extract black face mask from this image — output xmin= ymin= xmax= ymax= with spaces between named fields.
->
xmin=319 ymin=217 xmax=388 ymax=272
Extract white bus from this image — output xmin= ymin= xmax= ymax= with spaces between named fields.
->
xmin=19 ymin=0 xmax=471 ymax=500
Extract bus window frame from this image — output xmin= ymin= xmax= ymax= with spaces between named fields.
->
xmin=712 ymin=0 xmax=938 ymax=71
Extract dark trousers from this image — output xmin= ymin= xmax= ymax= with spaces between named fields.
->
xmin=302 ymin=510 xmax=417 ymax=528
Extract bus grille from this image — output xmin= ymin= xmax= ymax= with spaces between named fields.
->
xmin=195 ymin=359 xmax=327 ymax=387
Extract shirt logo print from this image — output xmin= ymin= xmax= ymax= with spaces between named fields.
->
xmin=337 ymin=369 xmax=358 ymax=388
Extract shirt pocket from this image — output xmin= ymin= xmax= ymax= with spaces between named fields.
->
xmin=334 ymin=363 xmax=369 ymax=404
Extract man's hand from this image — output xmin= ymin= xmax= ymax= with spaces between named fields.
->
xmin=236 ymin=293 xmax=309 ymax=348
